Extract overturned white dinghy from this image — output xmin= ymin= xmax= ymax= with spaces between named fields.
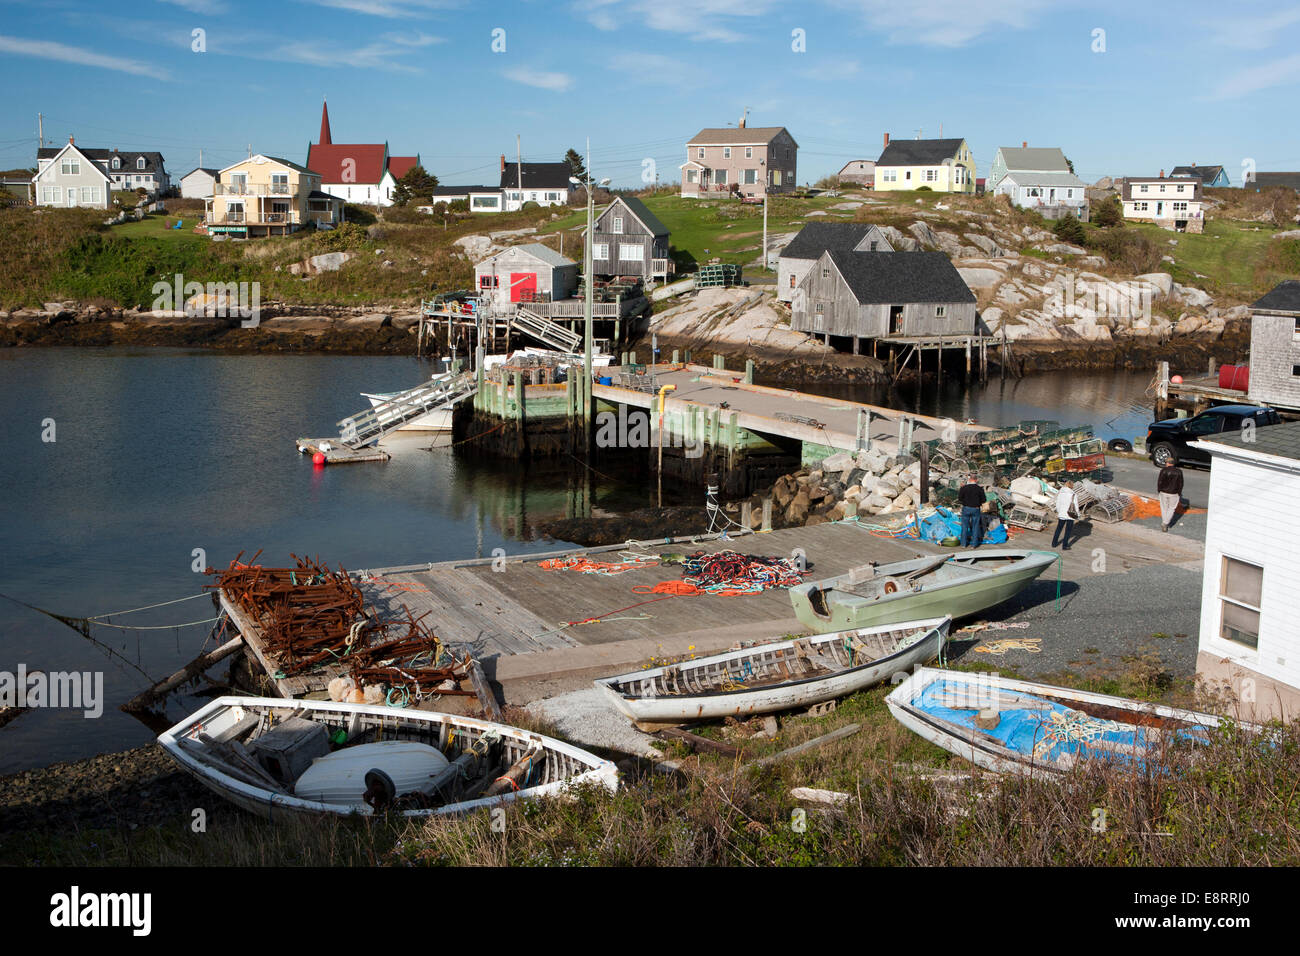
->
xmin=595 ymin=617 xmax=951 ymax=726
xmin=159 ymin=696 xmax=618 ymax=821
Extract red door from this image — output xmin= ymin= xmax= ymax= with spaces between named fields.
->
xmin=510 ymin=272 xmax=537 ymax=303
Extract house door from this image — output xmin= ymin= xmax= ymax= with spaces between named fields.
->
xmin=1156 ymin=201 xmax=1163 ymax=217
xmin=510 ymin=272 xmax=537 ymax=303
xmin=67 ymin=188 xmax=77 ymax=206
xmin=1048 ymin=188 xmax=1056 ymax=202
xmin=889 ymin=305 xmax=905 ymax=335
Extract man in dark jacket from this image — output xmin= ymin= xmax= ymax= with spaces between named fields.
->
xmin=957 ymin=474 xmax=985 ymax=548
xmin=1157 ymin=461 xmax=1184 ymax=532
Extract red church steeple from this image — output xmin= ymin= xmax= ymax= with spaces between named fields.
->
xmin=319 ymin=99 xmax=332 ymax=146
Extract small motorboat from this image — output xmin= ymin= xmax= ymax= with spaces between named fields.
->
xmin=886 ymin=667 xmax=1239 ymax=778
xmin=788 ymin=549 xmax=1057 ymax=632
xmin=158 ymin=696 xmax=618 ymax=820
xmin=595 ymin=617 xmax=950 ymax=726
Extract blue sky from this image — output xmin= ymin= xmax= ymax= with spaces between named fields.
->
xmin=1 ymin=0 xmax=1299 ymax=187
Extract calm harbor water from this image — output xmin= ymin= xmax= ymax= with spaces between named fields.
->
xmin=0 ymin=349 xmax=1158 ymax=772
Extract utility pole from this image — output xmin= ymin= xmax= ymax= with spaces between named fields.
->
xmin=516 ymin=134 xmax=522 ymax=211
xmin=38 ymin=113 xmax=43 ymax=148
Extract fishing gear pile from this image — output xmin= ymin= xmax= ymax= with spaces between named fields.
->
xmin=679 ymin=550 xmax=806 ymax=595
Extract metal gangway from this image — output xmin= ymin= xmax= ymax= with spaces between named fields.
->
xmin=513 ymin=307 xmax=582 ymax=353
xmin=336 ymin=371 xmax=477 ymax=447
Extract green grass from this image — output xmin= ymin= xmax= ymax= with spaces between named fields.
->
xmin=111 ymin=213 xmax=208 ymax=244
xmin=1121 ymin=217 xmax=1288 ymax=299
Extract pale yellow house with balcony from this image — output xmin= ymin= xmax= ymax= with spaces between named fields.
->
xmin=873 ymin=135 xmax=976 ymax=194
xmin=204 ymin=154 xmax=341 ymax=237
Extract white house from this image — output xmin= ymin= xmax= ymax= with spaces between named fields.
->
xmin=1192 ymin=422 xmax=1300 ymax=721
xmin=498 ymin=157 xmax=571 ymax=212
xmin=31 ymin=139 xmax=113 ymax=209
xmin=993 ymin=171 xmax=1089 ymax=219
xmin=1121 ymin=175 xmax=1204 ymax=232
xmin=180 ymin=167 xmax=219 ymax=199
xmin=422 ymin=185 xmax=505 ymax=213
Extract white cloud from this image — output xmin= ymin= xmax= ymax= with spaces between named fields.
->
xmin=1213 ymin=8 xmax=1300 ymax=50
xmin=156 ymin=0 xmax=229 ymax=14
xmin=0 ymin=34 xmax=169 ymax=80
xmin=274 ymin=38 xmax=426 ymax=72
xmin=298 ymin=0 xmax=459 ymax=18
xmin=505 ymin=67 xmax=574 ymax=92
xmin=833 ymin=0 xmax=1048 ymax=47
xmin=577 ymin=0 xmax=773 ymax=42
xmin=1213 ymin=52 xmax=1300 ymax=99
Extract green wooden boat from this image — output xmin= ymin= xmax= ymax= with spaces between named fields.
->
xmin=789 ymin=549 xmax=1058 ymax=632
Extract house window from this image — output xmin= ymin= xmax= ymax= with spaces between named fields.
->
xmin=723 ymin=147 xmax=731 ymax=159
xmin=61 ymin=158 xmax=79 ymax=175
xmin=544 ymin=191 xmax=559 ymax=201
xmin=745 ymin=147 xmax=753 ymax=159
xmin=687 ymin=169 xmax=698 ymax=183
xmin=1292 ymin=364 xmax=1300 ymax=376
xmin=594 ymin=243 xmax=609 ymax=259
xmin=744 ymin=169 xmax=757 ymax=184
xmin=479 ymin=275 xmax=499 ymax=289
xmin=619 ymin=243 xmax=641 ymax=260
xmin=1173 ymin=202 xmax=1188 ymax=212
xmin=1137 ymin=202 xmax=1149 ymax=212
xmin=697 ymin=147 xmax=704 ymax=159
xmin=1159 ymin=184 xmax=1166 ymax=192
xmin=112 ymin=157 xmax=120 ymax=169
xmin=789 ymin=275 xmax=795 ymax=288
xmin=1294 ymin=317 xmax=1300 ymax=339
xmin=1139 ymin=184 xmax=1148 ymax=193
xmin=772 ymin=170 xmax=781 ymax=186
xmin=935 ymin=305 xmax=947 ymax=317
xmin=813 ymin=304 xmax=824 ymax=331
xmin=925 ymin=169 xmax=938 ymax=182
xmin=869 ymin=241 xmax=878 ymax=251
xmin=905 ymin=171 xmax=911 ymax=181
xmin=881 ymin=169 xmax=897 ymax=182
xmin=1218 ymin=556 xmax=1262 ymax=649
xmin=1066 ymin=189 xmax=1073 ymax=199
xmin=821 ymin=268 xmax=829 ymax=278
xmin=612 ymin=216 xmax=623 ymax=234
xmin=1177 ymin=184 xmax=1185 ymax=192
xmin=472 ymin=195 xmax=498 ymax=209
xmin=137 ymin=157 xmax=145 ymax=170
xmin=80 ymin=186 xmax=92 ymax=202
xmin=715 ymin=169 xmax=727 ymax=184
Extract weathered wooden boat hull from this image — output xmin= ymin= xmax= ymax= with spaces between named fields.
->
xmin=595 ymin=617 xmax=950 ymax=723
xmin=158 ymin=696 xmax=618 ymax=821
xmin=789 ymin=549 xmax=1057 ymax=632
xmin=886 ymin=667 xmax=1235 ymax=780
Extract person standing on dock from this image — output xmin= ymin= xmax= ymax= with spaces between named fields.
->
xmin=1052 ymin=480 xmax=1077 ymax=551
xmin=1157 ymin=460 xmax=1184 ymax=532
xmin=958 ymin=474 xmax=986 ymax=548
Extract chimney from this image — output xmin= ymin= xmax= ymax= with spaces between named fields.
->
xmin=69 ymin=135 xmax=74 ymax=145
xmin=738 ymin=113 xmax=746 ymax=129
xmin=1159 ymin=168 xmax=1165 ymax=178
xmin=1022 ymin=141 xmax=1027 ymax=148
xmin=883 ymin=132 xmax=890 ymax=148
xmin=500 ymin=154 xmax=506 ymax=173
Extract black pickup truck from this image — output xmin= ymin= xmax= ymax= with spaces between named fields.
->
xmin=1146 ymin=404 xmax=1282 ymax=467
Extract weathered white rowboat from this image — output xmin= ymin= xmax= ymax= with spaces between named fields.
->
xmin=595 ymin=617 xmax=951 ymax=725
xmin=886 ymin=667 xmax=1240 ymax=779
xmin=159 ymin=696 xmax=618 ymax=820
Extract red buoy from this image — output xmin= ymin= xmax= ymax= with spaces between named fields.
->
xmin=312 ymin=452 xmax=326 ymax=465
xmin=1170 ymin=374 xmax=1183 ymax=385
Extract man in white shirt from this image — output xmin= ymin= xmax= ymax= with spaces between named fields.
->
xmin=1051 ymin=480 xmax=1076 ymax=551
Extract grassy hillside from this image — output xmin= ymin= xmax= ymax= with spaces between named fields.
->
xmin=3 ymin=184 xmax=1295 ymax=313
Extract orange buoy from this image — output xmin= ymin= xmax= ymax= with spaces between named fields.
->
xmin=1170 ymin=374 xmax=1183 ymax=385
xmin=312 ymin=452 xmax=326 ymax=465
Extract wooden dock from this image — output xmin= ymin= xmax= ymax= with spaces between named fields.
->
xmin=295 ymin=438 xmax=391 ymax=464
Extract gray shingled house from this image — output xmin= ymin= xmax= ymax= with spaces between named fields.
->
xmin=590 ymin=195 xmax=671 ymax=282
xmin=1248 ymin=280 xmax=1300 ymax=410
xmin=776 ymin=222 xmax=894 ymax=302
xmin=791 ymin=250 xmax=977 ymax=351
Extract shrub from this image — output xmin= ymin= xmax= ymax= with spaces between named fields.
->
xmin=1087 ymin=228 xmax=1162 ymax=273
xmin=1092 ymin=195 xmax=1122 ymax=227
xmin=916 ymin=186 xmax=932 ymax=192
xmin=311 ymin=221 xmax=368 ymax=251
xmin=1053 ymin=214 xmax=1086 ymax=245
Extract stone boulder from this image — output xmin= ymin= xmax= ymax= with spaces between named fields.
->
xmin=288 ymin=251 xmax=355 ymax=276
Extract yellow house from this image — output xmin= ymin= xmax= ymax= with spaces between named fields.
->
xmin=873 ymin=135 xmax=976 ymax=194
xmin=205 ymin=154 xmax=342 ymax=237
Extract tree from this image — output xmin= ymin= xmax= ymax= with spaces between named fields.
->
xmin=391 ymin=164 xmax=439 ymax=207
xmin=1064 ymin=155 xmax=1076 ymax=175
xmin=1053 ymin=213 xmax=1085 ymax=245
xmin=1092 ymin=194 xmax=1122 ymax=228
xmin=564 ymin=148 xmax=586 ymax=182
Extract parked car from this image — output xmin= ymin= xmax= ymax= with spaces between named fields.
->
xmin=1146 ymin=404 xmax=1282 ymax=466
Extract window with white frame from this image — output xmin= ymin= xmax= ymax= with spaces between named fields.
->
xmin=744 ymin=169 xmax=757 ymax=184
xmin=687 ymin=170 xmax=697 ymax=183
xmin=544 ymin=191 xmax=559 ymax=201
xmin=1173 ymin=202 xmax=1188 ymax=212
xmin=905 ymin=171 xmax=911 ymax=181
xmin=479 ymin=275 xmax=499 ymax=289
xmin=745 ymin=147 xmax=752 ymax=158
xmin=112 ymin=157 xmax=120 ymax=169
xmin=1218 ymin=556 xmax=1262 ymax=649
xmin=715 ymin=169 xmax=727 ymax=184
xmin=723 ymin=147 xmax=731 ymax=159
xmin=697 ymin=147 xmax=705 ymax=159
xmin=935 ymin=305 xmax=947 ymax=317
xmin=612 ymin=216 xmax=623 ymax=234
xmin=80 ymin=186 xmax=92 ymax=203
xmin=619 ymin=242 xmax=641 ymax=260
xmin=42 ymin=185 xmax=58 ymax=203
xmin=925 ymin=169 xmax=937 ymax=182
xmin=594 ymin=243 xmax=609 ymax=259
xmin=61 ymin=157 xmax=79 ymax=175
xmin=1139 ymin=184 xmax=1149 ymax=193
xmin=1294 ymin=317 xmax=1300 ymax=340
xmin=881 ymin=169 xmax=897 ymax=182
xmin=813 ymin=303 xmax=824 ymax=331
xmin=1136 ymin=201 xmax=1149 ymax=212
xmin=137 ymin=157 xmax=145 ymax=170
